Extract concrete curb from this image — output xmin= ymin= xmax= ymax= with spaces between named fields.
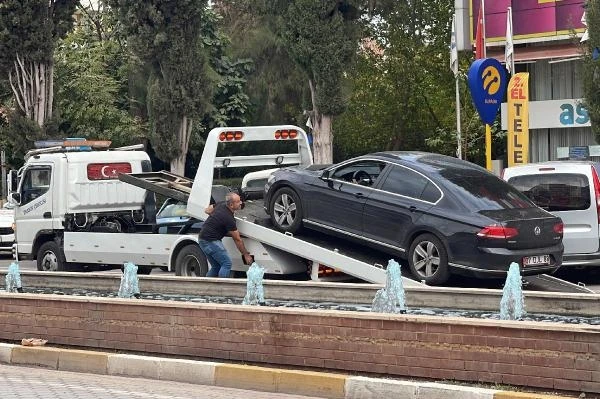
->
xmin=0 ymin=344 xmax=578 ymax=399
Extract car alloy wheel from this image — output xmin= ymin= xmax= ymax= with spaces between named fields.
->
xmin=408 ymin=233 xmax=450 ymax=285
xmin=412 ymin=240 xmax=440 ymax=278
xmin=273 ymin=193 xmax=297 ymax=228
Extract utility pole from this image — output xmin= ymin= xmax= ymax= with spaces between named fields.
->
xmin=1 ymin=149 xmax=6 ymax=200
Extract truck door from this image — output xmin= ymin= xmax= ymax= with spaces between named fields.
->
xmin=15 ymin=164 xmax=54 ymax=255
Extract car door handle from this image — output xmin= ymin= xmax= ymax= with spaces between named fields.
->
xmin=354 ymin=192 xmax=364 ymax=198
xmin=409 ymin=206 xmax=417 ymax=212
xmin=43 ymin=212 xmax=52 ymax=218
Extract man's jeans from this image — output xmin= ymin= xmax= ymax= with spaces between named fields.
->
xmin=198 ymin=239 xmax=232 ymax=278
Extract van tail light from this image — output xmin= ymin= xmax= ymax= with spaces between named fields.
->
xmin=592 ymin=166 xmax=600 ymax=224
xmin=553 ymin=222 xmax=564 ymax=235
xmin=477 ymin=225 xmax=519 ymax=239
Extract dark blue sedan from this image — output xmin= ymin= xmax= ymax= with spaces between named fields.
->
xmin=264 ymin=152 xmax=564 ymax=285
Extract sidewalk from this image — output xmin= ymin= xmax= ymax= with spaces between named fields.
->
xmin=0 ymin=343 xmax=579 ymax=399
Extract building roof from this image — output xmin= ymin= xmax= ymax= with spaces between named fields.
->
xmin=487 ymin=43 xmax=581 ymax=64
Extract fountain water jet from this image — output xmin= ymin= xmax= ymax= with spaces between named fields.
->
xmin=371 ymin=259 xmax=405 ymax=314
xmin=500 ymin=262 xmax=525 ymax=320
xmin=243 ymin=262 xmax=265 ymax=306
xmin=5 ymin=262 xmax=23 ymax=293
xmin=118 ymin=262 xmax=140 ymax=298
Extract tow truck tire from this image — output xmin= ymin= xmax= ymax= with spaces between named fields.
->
xmin=408 ymin=234 xmax=450 ymax=286
xmin=175 ymin=244 xmax=209 ymax=277
xmin=37 ymin=241 xmax=67 ymax=272
xmin=269 ymin=187 xmax=303 ymax=234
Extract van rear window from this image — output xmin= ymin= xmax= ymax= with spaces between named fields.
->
xmin=508 ymin=173 xmax=590 ymax=211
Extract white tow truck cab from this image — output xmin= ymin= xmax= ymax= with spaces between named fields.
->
xmin=10 ymin=140 xmax=157 ymax=272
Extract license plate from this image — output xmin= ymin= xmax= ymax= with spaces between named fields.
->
xmin=523 ymin=255 xmax=550 ymax=266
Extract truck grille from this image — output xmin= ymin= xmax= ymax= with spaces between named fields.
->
xmin=0 ymin=227 xmax=12 ymax=235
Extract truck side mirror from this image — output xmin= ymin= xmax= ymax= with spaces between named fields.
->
xmin=10 ymin=192 xmax=21 ymax=205
xmin=7 ymin=170 xmax=17 ymax=194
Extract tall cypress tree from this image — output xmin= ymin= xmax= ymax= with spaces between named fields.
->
xmin=110 ymin=0 xmax=215 ymax=175
xmin=0 ymin=0 xmax=78 ymax=128
xmin=280 ymin=0 xmax=362 ymax=163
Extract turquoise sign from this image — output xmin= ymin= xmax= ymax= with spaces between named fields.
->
xmin=468 ymin=58 xmax=507 ymax=125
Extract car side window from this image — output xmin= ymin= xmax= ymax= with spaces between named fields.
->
xmin=330 ymin=160 xmax=386 ymax=187
xmin=21 ymin=167 xmax=51 ymax=205
xmin=380 ymin=165 xmax=441 ymax=202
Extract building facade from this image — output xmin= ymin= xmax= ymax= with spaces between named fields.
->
xmin=455 ymin=0 xmax=596 ymax=162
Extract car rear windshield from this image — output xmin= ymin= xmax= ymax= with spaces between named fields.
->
xmin=508 ymin=173 xmax=590 ymax=211
xmin=442 ymin=171 xmax=534 ymax=210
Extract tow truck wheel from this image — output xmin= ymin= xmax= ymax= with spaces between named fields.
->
xmin=175 ymin=244 xmax=209 ymax=277
xmin=408 ymin=234 xmax=450 ymax=285
xmin=269 ymin=187 xmax=303 ymax=234
xmin=37 ymin=241 xmax=67 ymax=272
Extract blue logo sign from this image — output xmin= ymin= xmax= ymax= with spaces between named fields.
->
xmin=468 ymin=58 xmax=507 ymax=125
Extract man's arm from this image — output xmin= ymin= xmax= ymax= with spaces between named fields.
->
xmin=229 ymin=230 xmax=253 ymax=264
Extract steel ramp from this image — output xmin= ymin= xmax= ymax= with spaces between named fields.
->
xmin=236 ymin=218 xmax=422 ymax=287
xmin=523 ymin=274 xmax=595 ymax=293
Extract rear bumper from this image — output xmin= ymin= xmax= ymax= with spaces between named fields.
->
xmin=562 ymin=251 xmax=600 ymax=267
xmin=0 ymin=234 xmax=14 ymax=252
xmin=450 ymin=242 xmax=563 ymax=278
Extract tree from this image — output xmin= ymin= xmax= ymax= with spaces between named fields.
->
xmin=110 ymin=0 xmax=216 ymax=175
xmin=0 ymin=0 xmax=78 ymax=127
xmin=214 ymin=0 xmax=307 ymax=127
xmin=54 ymin=1 xmax=144 ymax=146
xmin=583 ymin=0 xmax=600 ymax=142
xmin=280 ymin=0 xmax=362 ymax=163
xmin=334 ymin=1 xmax=479 ymax=161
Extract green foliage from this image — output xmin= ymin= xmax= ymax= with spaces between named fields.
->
xmin=109 ymin=0 xmax=216 ymax=162
xmin=54 ymin=15 xmax=145 ymax=147
xmin=583 ymin=0 xmax=600 ymax=142
xmin=335 ymin=0 xmax=455 ymax=159
xmin=0 ymin=0 xmax=77 ymax=69
xmin=281 ymin=0 xmax=361 ymax=116
xmin=202 ymin=11 xmax=253 ymax=129
xmin=215 ymin=0 xmax=307 ymax=126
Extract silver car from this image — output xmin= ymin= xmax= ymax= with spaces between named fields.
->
xmin=0 ymin=202 xmax=15 ymax=254
xmin=503 ymin=161 xmax=600 ymax=268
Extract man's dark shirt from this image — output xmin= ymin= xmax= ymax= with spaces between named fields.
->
xmin=199 ymin=202 xmax=237 ymax=241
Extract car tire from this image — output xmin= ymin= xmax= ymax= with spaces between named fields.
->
xmin=37 ymin=241 xmax=68 ymax=272
xmin=408 ymin=233 xmax=450 ymax=285
xmin=269 ymin=187 xmax=303 ymax=234
xmin=175 ymin=244 xmax=209 ymax=277
xmin=138 ymin=266 xmax=152 ymax=275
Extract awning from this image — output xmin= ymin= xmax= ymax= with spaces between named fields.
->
xmin=487 ymin=43 xmax=582 ymax=63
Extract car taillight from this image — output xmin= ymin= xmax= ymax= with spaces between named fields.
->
xmin=592 ymin=166 xmax=600 ymax=224
xmin=553 ymin=222 xmax=563 ymax=234
xmin=477 ymin=225 xmax=519 ymax=239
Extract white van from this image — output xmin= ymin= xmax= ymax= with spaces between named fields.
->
xmin=503 ymin=161 xmax=600 ymax=268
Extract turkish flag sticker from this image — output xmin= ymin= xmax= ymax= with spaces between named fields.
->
xmin=87 ymin=163 xmax=132 ymax=180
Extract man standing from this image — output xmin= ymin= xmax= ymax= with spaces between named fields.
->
xmin=199 ymin=192 xmax=253 ymax=277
